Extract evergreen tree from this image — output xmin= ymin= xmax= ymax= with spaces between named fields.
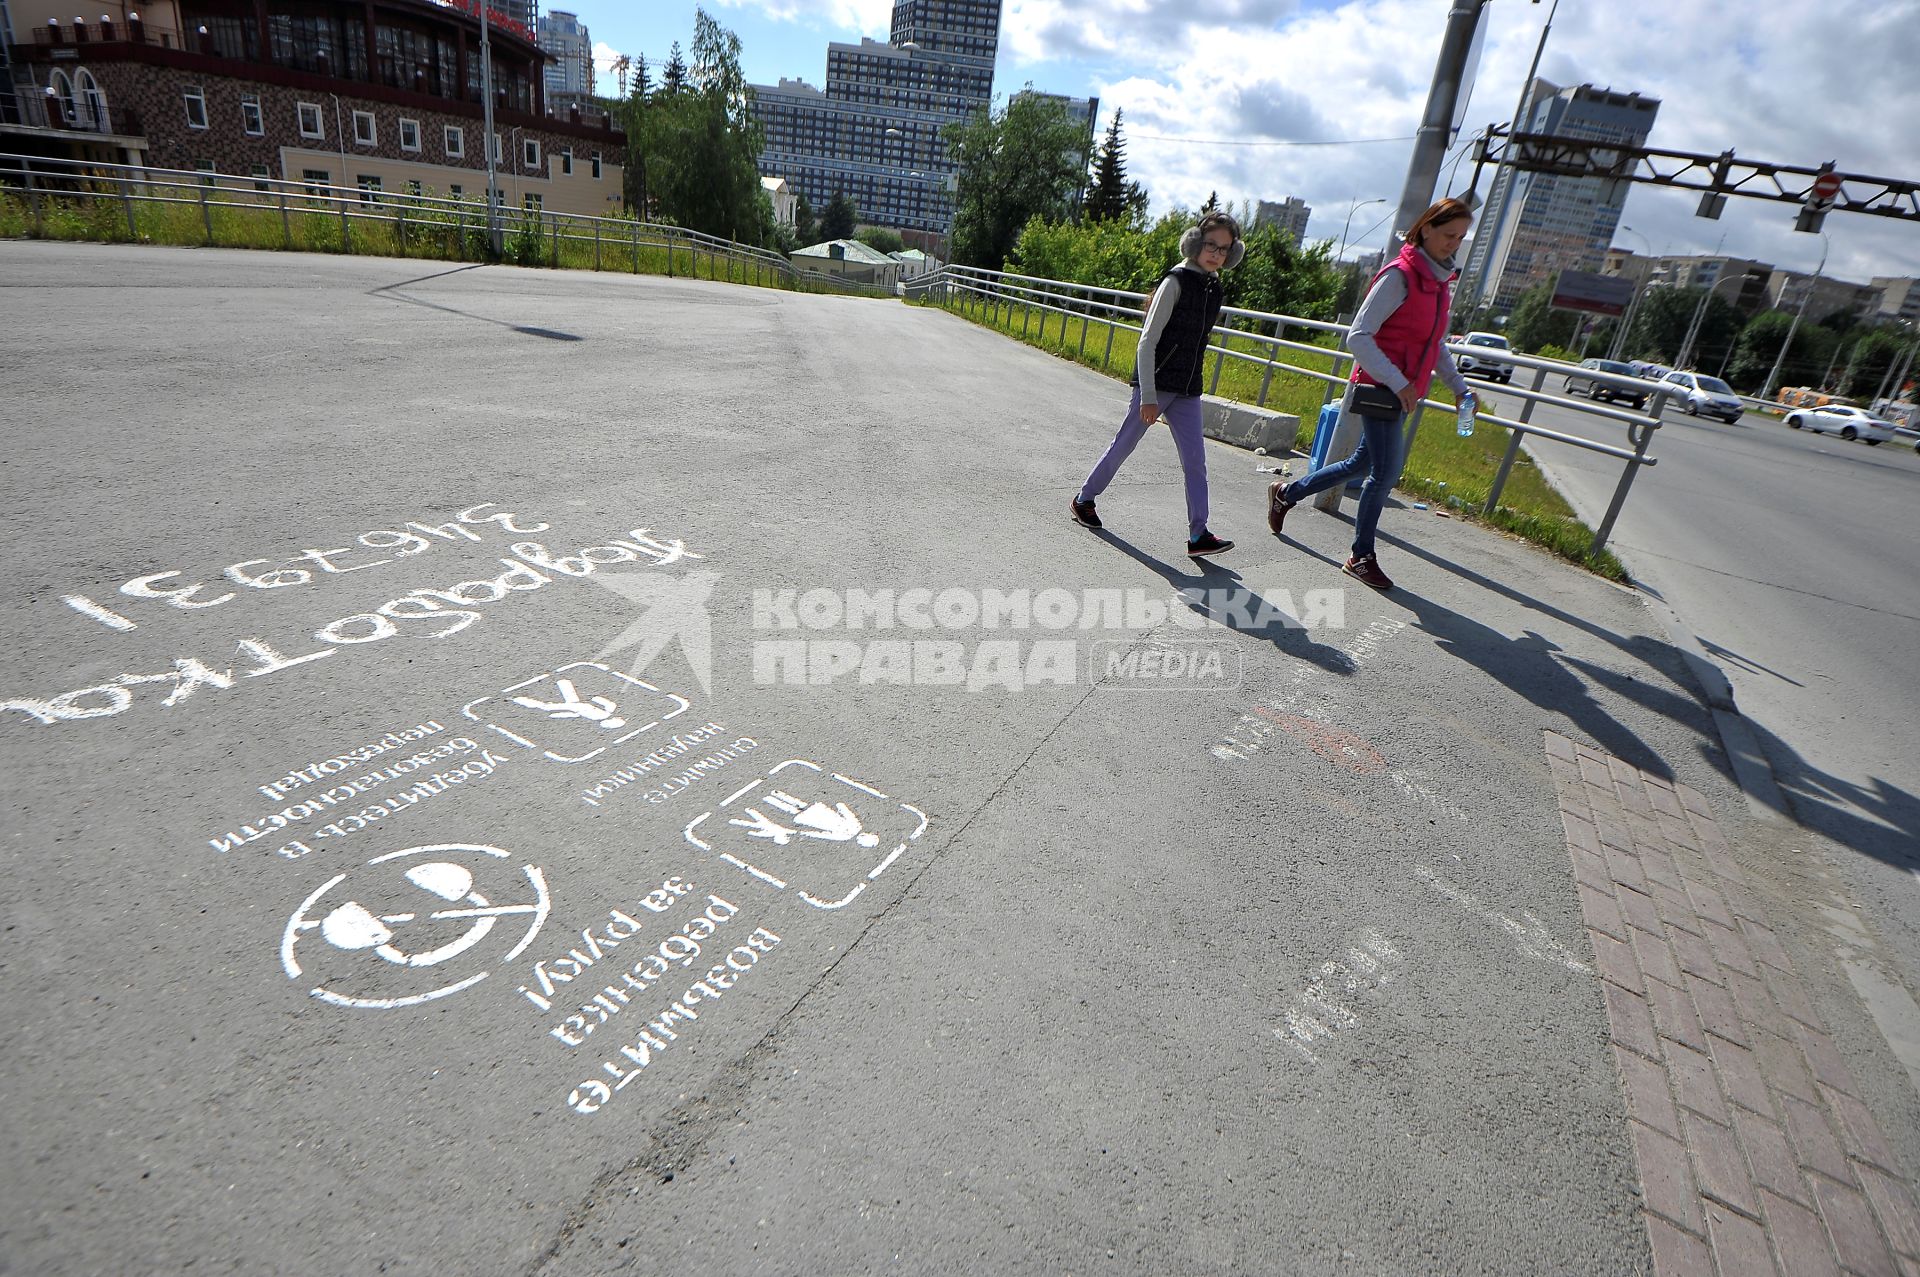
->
xmin=632 ymin=53 xmax=651 ymax=102
xmin=792 ymin=191 xmax=816 ymax=246
xmin=662 ymin=42 xmax=688 ymax=95
xmin=1084 ymin=109 xmax=1137 ymax=224
xmin=1200 ymin=190 xmax=1221 ymax=216
xmin=819 ymin=191 xmax=857 ymax=241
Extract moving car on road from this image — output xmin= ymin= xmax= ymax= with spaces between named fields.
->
xmin=1454 ymin=331 xmax=1514 ymax=384
xmin=1664 ymin=371 xmax=1744 ymax=423
xmin=1786 ymin=403 xmax=1896 ymax=445
xmin=1564 ymin=358 xmax=1649 ymax=408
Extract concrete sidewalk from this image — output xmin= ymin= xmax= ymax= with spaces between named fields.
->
xmin=1 ymin=241 xmax=1915 ymax=1276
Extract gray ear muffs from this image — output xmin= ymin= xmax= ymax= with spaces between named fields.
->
xmin=1181 ymin=223 xmax=1245 ymax=269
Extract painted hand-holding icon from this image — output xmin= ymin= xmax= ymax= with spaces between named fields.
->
xmin=463 ymin=661 xmax=689 ymax=763
xmin=685 ymin=761 xmax=927 ymax=909
xmin=281 ymin=844 xmax=550 ymax=1009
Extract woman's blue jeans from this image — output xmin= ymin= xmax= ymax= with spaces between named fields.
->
xmin=1279 ymin=407 xmax=1404 ymax=559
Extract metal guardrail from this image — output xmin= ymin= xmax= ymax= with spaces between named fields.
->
xmin=0 ymin=151 xmax=804 ymax=288
xmin=907 ymin=264 xmax=1667 ymax=554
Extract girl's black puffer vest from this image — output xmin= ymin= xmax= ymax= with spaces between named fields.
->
xmin=1131 ymin=265 xmax=1224 ymax=399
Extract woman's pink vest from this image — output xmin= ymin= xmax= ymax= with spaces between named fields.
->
xmin=1351 ymin=242 xmax=1454 ymax=400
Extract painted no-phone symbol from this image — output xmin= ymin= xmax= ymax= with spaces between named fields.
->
xmin=281 ymin=843 xmax=551 ymax=1009
xmin=462 ymin=661 xmax=691 ymax=763
xmin=685 ymin=761 xmax=928 ymax=909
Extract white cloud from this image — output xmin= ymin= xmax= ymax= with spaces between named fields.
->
xmin=591 ymin=41 xmax=623 ymax=96
xmin=710 ymin=0 xmax=893 ymax=36
xmin=1001 ymin=0 xmax=1920 ymax=286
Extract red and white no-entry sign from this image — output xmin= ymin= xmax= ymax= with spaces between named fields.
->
xmin=1811 ymin=171 xmax=1843 ymax=204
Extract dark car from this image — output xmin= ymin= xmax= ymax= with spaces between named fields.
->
xmin=1565 ymin=358 xmax=1648 ymax=409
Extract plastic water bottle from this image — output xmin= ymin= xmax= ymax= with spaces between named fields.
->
xmin=1456 ymin=393 xmax=1477 ymax=437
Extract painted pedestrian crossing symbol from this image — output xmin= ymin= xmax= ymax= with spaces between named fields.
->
xmin=462 ymin=660 xmax=691 ymax=763
xmin=684 ymin=761 xmax=928 ymax=910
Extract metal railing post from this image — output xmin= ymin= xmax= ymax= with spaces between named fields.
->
xmin=456 ymin=206 xmax=466 ymax=260
xmin=1208 ymin=331 xmax=1226 ymax=394
xmin=120 ymin=175 xmax=137 ymax=239
xmin=395 ymin=200 xmax=406 ymax=256
xmin=336 ymin=189 xmax=350 ymax=254
xmin=631 ymin=221 xmax=639 ymax=273
xmin=278 ymin=189 xmax=291 ymax=246
xmin=593 ymin=218 xmax=601 ymax=270
xmin=1483 ymin=365 xmax=1547 ymax=514
xmin=25 ymin=170 xmax=42 ymax=235
xmin=197 ymin=180 xmax=213 ymax=244
xmin=1102 ymin=309 xmax=1117 ymax=370
xmin=1256 ymin=319 xmax=1280 ymax=406
xmin=1591 ymin=421 xmax=1656 ymax=555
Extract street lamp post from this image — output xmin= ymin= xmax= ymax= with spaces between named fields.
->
xmin=1676 ymin=271 xmax=1746 ymax=370
xmin=1607 ymin=225 xmax=1653 ymax=362
xmin=480 ymin=3 xmax=500 ymax=255
xmin=1339 ymin=197 xmax=1386 ymax=262
xmin=1761 ymin=231 xmax=1830 ymax=401
xmin=1457 ymin=0 xmax=1558 ymax=317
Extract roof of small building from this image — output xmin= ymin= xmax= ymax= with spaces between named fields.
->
xmin=792 ymin=239 xmax=898 ymax=265
xmin=889 ymin=248 xmax=929 ymax=262
xmin=760 ymin=176 xmax=790 ymax=194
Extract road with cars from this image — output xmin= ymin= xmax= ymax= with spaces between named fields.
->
xmin=1492 ymin=366 xmax=1920 ymax=995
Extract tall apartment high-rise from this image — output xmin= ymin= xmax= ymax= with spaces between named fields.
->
xmin=1461 ymin=80 xmax=1660 ymax=315
xmin=537 ymin=10 xmax=593 ymax=105
xmin=750 ymin=0 xmax=1004 ymax=236
xmin=1254 ymin=197 xmax=1312 ymax=249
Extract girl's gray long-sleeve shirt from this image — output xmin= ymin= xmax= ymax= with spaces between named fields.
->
xmin=1135 ymin=270 xmax=1193 ymax=406
xmin=1346 ymin=248 xmax=1471 ymax=399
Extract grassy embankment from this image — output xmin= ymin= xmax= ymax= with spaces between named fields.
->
xmin=920 ymin=291 xmax=1628 ymax=581
xmin=0 ymin=189 xmax=791 ymax=287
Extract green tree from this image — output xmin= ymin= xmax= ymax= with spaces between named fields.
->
xmin=1506 ymin=281 xmax=1579 ymax=353
xmin=661 ymin=42 xmax=688 ymax=95
xmin=818 ymin=191 xmax=857 ymax=241
xmin=1727 ymin=310 xmax=1840 ymax=393
xmin=1084 ymin=109 xmax=1147 ymax=225
xmin=1837 ymin=327 xmax=1909 ymax=399
xmin=620 ymin=11 xmax=769 ymax=244
xmin=855 ymin=225 xmax=904 ymax=254
xmin=1200 ymin=190 xmax=1221 ymax=217
xmin=792 ymin=191 xmax=816 ymax=246
xmin=632 ymin=53 xmax=651 ymax=102
xmin=945 ymin=90 xmax=1092 ymax=268
xmin=1224 ymin=222 xmax=1340 ymax=329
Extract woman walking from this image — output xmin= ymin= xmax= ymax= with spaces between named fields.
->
xmin=1071 ymin=212 xmax=1244 ymax=557
xmin=1267 ymin=197 xmax=1475 ymax=590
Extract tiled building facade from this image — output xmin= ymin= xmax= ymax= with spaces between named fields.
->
xmin=4 ymin=0 xmax=622 ymax=216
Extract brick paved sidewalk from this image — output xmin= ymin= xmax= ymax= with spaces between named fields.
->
xmin=1547 ymin=731 xmax=1920 ymax=1277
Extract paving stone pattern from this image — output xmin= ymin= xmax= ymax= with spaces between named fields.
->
xmin=1546 ymin=731 xmax=1920 ymax=1277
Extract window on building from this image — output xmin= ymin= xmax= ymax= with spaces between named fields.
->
xmin=591 ymin=151 xmax=602 ymax=180
xmin=302 ymin=168 xmax=331 ymax=195
xmin=407 ymin=179 xmax=422 ymax=196
xmin=399 ymin=118 xmax=420 ymax=152
xmin=449 ymin=183 xmax=463 ymax=198
xmin=353 ymin=110 xmax=376 ymax=146
xmin=444 ymin=125 xmax=464 ymax=158
xmin=251 ymin=163 xmax=272 ymax=191
xmin=558 ymin=147 xmax=572 ymax=176
xmin=298 ymin=102 xmax=323 ymax=140
xmin=357 ymin=175 xmax=382 ymax=203
xmin=523 ymin=192 xmax=542 ymax=211
xmin=491 ymin=133 xmax=503 ymax=164
xmin=184 ymin=87 xmax=209 ymax=130
xmin=194 ymin=160 xmax=217 ymax=186
xmin=522 ymin=138 xmax=540 ymax=170
xmin=240 ymin=94 xmax=264 ymax=136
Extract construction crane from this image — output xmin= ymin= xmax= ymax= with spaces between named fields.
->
xmin=611 ymin=54 xmax=631 ymax=98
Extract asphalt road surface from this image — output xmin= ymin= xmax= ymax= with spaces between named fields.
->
xmin=3 ymin=242 xmax=1915 ymax=1276
xmin=1497 ymin=372 xmax=1920 ymax=1002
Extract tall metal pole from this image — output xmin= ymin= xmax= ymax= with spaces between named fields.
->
xmin=1761 ymin=233 xmax=1829 ymax=400
xmin=1339 ymin=197 xmax=1386 ymax=261
xmin=1456 ymin=0 xmax=1556 ymax=316
xmin=1607 ymin=226 xmax=1652 ymax=361
xmin=481 ymin=2 xmax=501 ymax=256
xmin=1393 ymin=0 xmax=1489 ymax=243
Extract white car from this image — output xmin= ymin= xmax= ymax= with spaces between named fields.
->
xmin=1453 ymin=331 xmax=1513 ymax=384
xmin=1663 ymin=371 xmax=1744 ymax=423
xmin=1785 ymin=404 xmax=1896 ymax=445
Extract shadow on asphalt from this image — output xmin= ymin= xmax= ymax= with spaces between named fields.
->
xmin=1087 ymin=529 xmax=1359 ymax=675
xmin=1378 ymin=528 xmax=1920 ymax=875
xmin=369 ymin=264 xmax=587 ymax=341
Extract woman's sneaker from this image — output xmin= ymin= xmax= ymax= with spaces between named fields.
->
xmin=1187 ymin=531 xmax=1234 ymax=557
xmin=1071 ymin=497 xmax=1102 ymax=529
xmin=1343 ymin=553 xmax=1393 ymax=590
xmin=1267 ymin=480 xmax=1295 ymax=535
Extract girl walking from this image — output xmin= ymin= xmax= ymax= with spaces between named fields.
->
xmin=1071 ymin=212 xmax=1244 ymax=557
xmin=1267 ymin=197 xmax=1475 ymax=590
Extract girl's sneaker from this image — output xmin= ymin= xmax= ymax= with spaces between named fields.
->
xmin=1071 ymin=497 xmax=1102 ymax=529
xmin=1343 ymin=553 xmax=1393 ymax=590
xmin=1187 ymin=531 xmax=1234 ymax=557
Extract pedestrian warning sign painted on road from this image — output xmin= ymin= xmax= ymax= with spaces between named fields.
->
xmin=462 ymin=661 xmax=692 ymax=764
xmin=683 ymin=761 xmax=928 ymax=910
xmin=280 ymin=843 xmax=551 ymax=1009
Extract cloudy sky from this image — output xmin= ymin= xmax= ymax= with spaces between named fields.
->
xmin=583 ymin=0 xmax=1919 ymax=286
